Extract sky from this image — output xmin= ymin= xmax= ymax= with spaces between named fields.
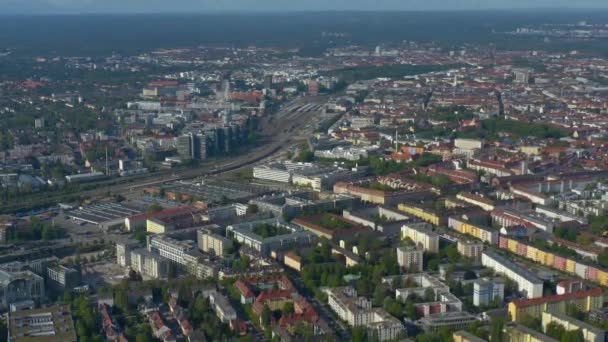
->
xmin=2 ymin=0 xmax=608 ymax=14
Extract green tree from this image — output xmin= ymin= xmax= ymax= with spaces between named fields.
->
xmin=561 ymin=329 xmax=584 ymax=342
xmin=520 ymin=314 xmax=542 ymax=331
xmin=546 ymin=321 xmax=566 ymax=340
xmin=491 ymin=317 xmax=505 ymax=342
xmin=261 ymin=305 xmax=272 ymax=327
xmin=283 ymin=302 xmax=295 ymax=315
xmin=351 ymin=326 xmax=368 ymax=342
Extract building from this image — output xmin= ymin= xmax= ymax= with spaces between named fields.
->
xmin=116 ymin=241 xmax=140 ymax=267
xmin=473 ymin=278 xmax=505 ymax=307
xmin=324 ymin=286 xmax=404 ymax=341
xmin=448 ymin=215 xmax=499 ymax=245
xmin=453 ymin=330 xmax=487 ymax=342
xmin=227 ymin=218 xmax=315 ymax=256
xmin=401 ymin=222 xmax=439 ymax=253
xmin=397 ymin=203 xmax=444 ymax=226
xmin=396 ymin=246 xmax=424 ymax=272
xmin=125 ymin=206 xmax=194 ymax=232
xmin=177 ymin=133 xmax=208 ymax=161
xmin=130 ymin=248 xmax=170 ymax=279
xmin=308 ymin=80 xmax=319 ymax=96
xmin=506 ymin=323 xmax=559 ymax=342
xmin=508 ymin=288 xmax=604 ymax=323
xmin=383 ymin=274 xmax=462 ymax=318
xmin=513 ymin=68 xmax=532 ymax=84
xmin=8 ymin=305 xmax=77 ymax=342
xmin=0 ymin=270 xmax=45 ymax=310
xmin=197 ymin=229 xmax=233 ymax=256
xmin=457 ymin=192 xmax=496 ymax=211
xmin=541 ymin=310 xmax=605 ymax=342
xmin=458 ymin=240 xmax=484 ymax=261
xmin=419 ymin=311 xmax=478 ymax=332
xmin=481 ymin=250 xmax=543 ymax=299
xmin=208 ymin=290 xmax=237 ymax=324
xmin=46 ymin=264 xmax=80 ymax=291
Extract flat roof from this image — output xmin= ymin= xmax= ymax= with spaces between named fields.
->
xmin=67 ymin=202 xmax=142 ymax=225
xmin=8 ymin=305 xmax=77 ymax=342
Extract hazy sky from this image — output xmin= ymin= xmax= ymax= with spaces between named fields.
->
xmin=2 ymin=0 xmax=608 ymax=14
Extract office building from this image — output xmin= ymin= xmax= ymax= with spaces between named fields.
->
xmin=130 ymin=248 xmax=170 ymax=279
xmin=46 ymin=264 xmax=80 ymax=291
xmin=419 ymin=312 xmax=477 ymax=332
xmin=116 ymin=241 xmax=140 ymax=267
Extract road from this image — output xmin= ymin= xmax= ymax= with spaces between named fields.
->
xmin=0 ymin=96 xmax=327 ymax=213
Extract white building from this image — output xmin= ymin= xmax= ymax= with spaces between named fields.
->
xmin=401 ymin=223 xmax=439 ymax=253
xmin=481 ymin=250 xmax=543 ymax=299
xmin=473 ymin=278 xmax=505 ymax=307
xmin=324 ymin=286 xmax=404 ymax=341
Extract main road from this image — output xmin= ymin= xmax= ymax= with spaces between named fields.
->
xmin=0 ymin=96 xmax=326 ymax=213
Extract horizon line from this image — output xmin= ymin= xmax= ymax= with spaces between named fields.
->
xmin=2 ymin=7 xmax=608 ymax=16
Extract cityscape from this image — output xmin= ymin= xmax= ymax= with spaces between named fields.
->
xmin=1 ymin=4 xmax=608 ymax=342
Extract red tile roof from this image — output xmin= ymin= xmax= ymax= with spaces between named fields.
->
xmin=510 ymin=288 xmax=603 ymax=308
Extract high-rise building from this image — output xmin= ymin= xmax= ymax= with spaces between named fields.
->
xmin=177 ymin=133 xmax=208 ymax=161
xmin=473 ymin=279 xmax=505 ymax=307
xmin=307 ymin=80 xmax=319 ymax=96
xmin=396 ymin=246 xmax=424 ymax=272
xmin=264 ymin=74 xmax=273 ymax=89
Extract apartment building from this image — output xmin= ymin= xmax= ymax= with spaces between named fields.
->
xmin=473 ymin=278 xmax=505 ymax=307
xmin=457 ymin=240 xmax=484 ymax=261
xmin=401 ymin=222 xmax=439 ymax=253
xmin=541 ymin=310 xmax=605 ymax=342
xmin=481 ymin=250 xmax=543 ymax=299
xmin=197 ymin=229 xmax=233 ymax=256
xmin=396 ymin=246 xmax=424 ymax=272
xmin=508 ymin=288 xmax=604 ymax=323
xmin=324 ymin=286 xmax=404 ymax=341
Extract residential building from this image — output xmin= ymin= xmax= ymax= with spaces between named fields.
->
xmin=8 ymin=305 xmax=77 ymax=342
xmin=448 ymin=215 xmax=499 ymax=245
xmin=506 ymin=323 xmax=558 ymax=342
xmin=458 ymin=240 xmax=484 ymax=261
xmin=481 ymin=250 xmax=543 ymax=299
xmin=473 ymin=278 xmax=505 ymax=307
xmin=401 ymin=222 xmax=439 ymax=253
xmin=208 ymin=290 xmax=237 ymax=324
xmin=197 ymin=229 xmax=233 ymax=256
xmin=508 ymin=288 xmax=604 ymax=323
xmin=453 ymin=330 xmax=487 ymax=342
xmin=396 ymin=246 xmax=424 ymax=272
xmin=227 ymin=218 xmax=315 ymax=256
xmin=541 ymin=310 xmax=605 ymax=342
xmin=324 ymin=286 xmax=404 ymax=341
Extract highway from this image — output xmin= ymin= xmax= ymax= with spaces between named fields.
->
xmin=0 ymin=96 xmax=326 ymax=213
